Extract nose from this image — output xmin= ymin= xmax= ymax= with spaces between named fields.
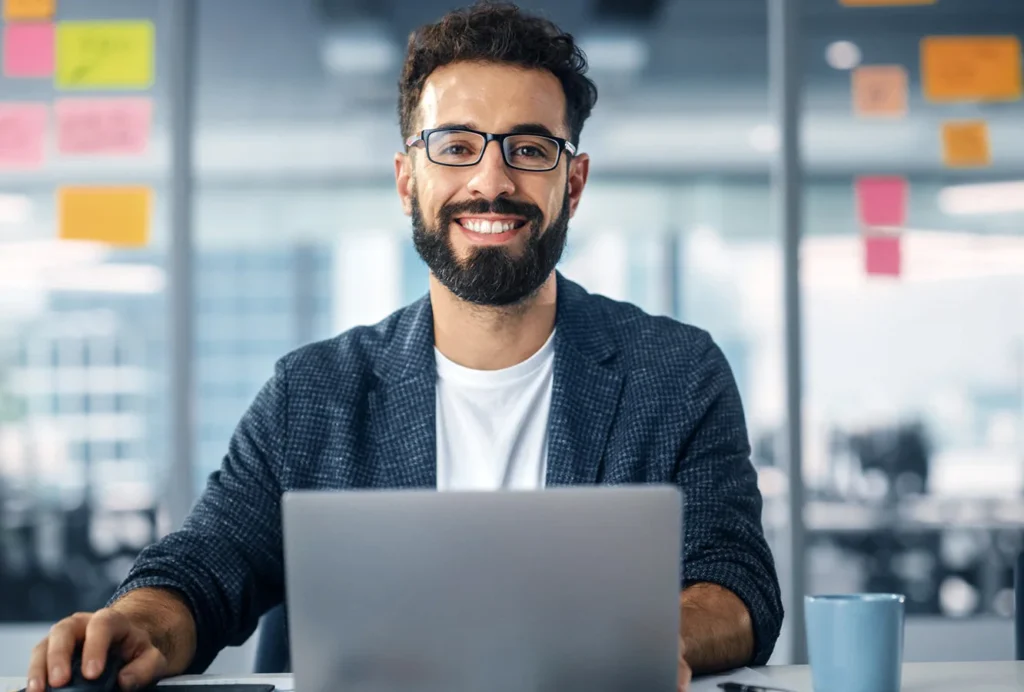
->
xmin=466 ymin=140 xmax=515 ymax=199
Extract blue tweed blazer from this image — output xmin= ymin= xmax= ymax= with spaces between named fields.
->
xmin=113 ymin=273 xmax=783 ymax=669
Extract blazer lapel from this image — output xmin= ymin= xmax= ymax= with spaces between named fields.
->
xmin=367 ymin=296 xmax=436 ymax=489
xmin=545 ymin=274 xmax=625 ymax=486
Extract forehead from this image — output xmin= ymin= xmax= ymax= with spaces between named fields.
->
xmin=417 ymin=61 xmax=568 ymax=136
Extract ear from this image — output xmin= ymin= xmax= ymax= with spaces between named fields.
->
xmin=395 ymin=151 xmax=413 ymax=216
xmin=566 ymin=152 xmax=590 ymax=218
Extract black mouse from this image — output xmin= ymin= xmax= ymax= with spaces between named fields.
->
xmin=46 ymin=644 xmax=124 ymax=692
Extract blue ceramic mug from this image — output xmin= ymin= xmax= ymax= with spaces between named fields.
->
xmin=804 ymin=593 xmax=905 ymax=692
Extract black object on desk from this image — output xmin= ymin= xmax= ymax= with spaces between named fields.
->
xmin=718 ymin=682 xmax=796 ymax=692
xmin=36 ymin=644 xmax=123 ymax=692
xmin=21 ymin=684 xmax=275 ymax=692
xmin=16 ymin=642 xmax=275 ymax=692
xmin=151 ymin=687 xmax=275 ymax=692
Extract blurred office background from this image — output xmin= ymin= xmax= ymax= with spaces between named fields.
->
xmin=1 ymin=0 xmax=1023 ymax=673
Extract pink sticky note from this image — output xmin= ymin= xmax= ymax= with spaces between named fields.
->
xmin=865 ymin=235 xmax=901 ymax=277
xmin=55 ymin=98 xmax=153 ymax=155
xmin=0 ymin=103 xmax=48 ymax=168
xmin=856 ymin=176 xmax=908 ymax=228
xmin=2 ymin=23 xmax=55 ymax=78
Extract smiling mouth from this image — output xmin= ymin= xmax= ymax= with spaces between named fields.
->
xmin=455 ymin=217 xmax=528 ymax=235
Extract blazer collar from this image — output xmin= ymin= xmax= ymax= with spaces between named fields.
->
xmin=373 ymin=271 xmax=618 ymax=385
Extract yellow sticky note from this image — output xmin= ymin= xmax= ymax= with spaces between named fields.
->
xmin=3 ymin=0 xmax=55 ymax=20
xmin=56 ymin=21 xmax=154 ymax=89
xmin=852 ymin=65 xmax=908 ymax=117
xmin=942 ymin=120 xmax=991 ymax=167
xmin=840 ymin=0 xmax=936 ymax=5
xmin=922 ymin=36 xmax=1022 ymax=102
xmin=58 ymin=186 xmax=151 ymax=246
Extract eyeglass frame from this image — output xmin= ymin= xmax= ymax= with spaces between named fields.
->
xmin=404 ymin=126 xmax=577 ymax=172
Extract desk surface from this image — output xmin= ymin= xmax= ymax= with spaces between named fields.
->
xmin=4 ymin=662 xmax=1024 ymax=692
xmin=759 ymin=661 xmax=1024 ymax=691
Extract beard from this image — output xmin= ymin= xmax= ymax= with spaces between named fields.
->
xmin=411 ymin=185 xmax=571 ymax=307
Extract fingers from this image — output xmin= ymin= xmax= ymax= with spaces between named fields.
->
xmin=118 ymin=645 xmax=168 ymax=692
xmin=678 ymin=636 xmax=692 ymax=692
xmin=677 ymin=659 xmax=692 ymax=692
xmin=45 ymin=613 xmax=90 ymax=687
xmin=27 ymin=641 xmax=48 ymax=692
xmin=81 ymin=610 xmax=131 ymax=679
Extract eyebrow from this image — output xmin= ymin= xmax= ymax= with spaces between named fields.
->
xmin=433 ymin=122 xmax=561 ymax=139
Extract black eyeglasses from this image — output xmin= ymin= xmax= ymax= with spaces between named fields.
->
xmin=405 ymin=127 xmax=576 ymax=172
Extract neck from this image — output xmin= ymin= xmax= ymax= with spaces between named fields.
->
xmin=430 ymin=273 xmax=557 ymax=371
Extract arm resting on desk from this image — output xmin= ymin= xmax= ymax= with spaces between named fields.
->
xmin=676 ymin=335 xmax=784 ymax=667
xmin=109 ymin=362 xmax=291 ymax=673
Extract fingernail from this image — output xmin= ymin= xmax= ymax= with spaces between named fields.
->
xmin=27 ymin=678 xmax=40 ymax=692
xmin=85 ymin=661 xmax=100 ymax=677
xmin=50 ymin=667 xmax=62 ymax=682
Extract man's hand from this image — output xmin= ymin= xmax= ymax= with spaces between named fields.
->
xmin=27 ymin=587 xmax=197 ymax=692
xmin=678 ymin=636 xmax=692 ymax=692
xmin=28 ymin=609 xmax=170 ymax=692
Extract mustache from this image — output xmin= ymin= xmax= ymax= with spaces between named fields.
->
xmin=437 ymin=197 xmax=544 ymax=229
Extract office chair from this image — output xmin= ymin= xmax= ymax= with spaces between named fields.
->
xmin=253 ymin=603 xmax=291 ymax=673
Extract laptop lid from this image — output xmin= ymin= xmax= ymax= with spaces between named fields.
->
xmin=282 ymin=485 xmax=682 ymax=692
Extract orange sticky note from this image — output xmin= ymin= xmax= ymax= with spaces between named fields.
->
xmin=852 ymin=65 xmax=908 ymax=117
xmin=2 ymin=23 xmax=55 ymax=77
xmin=841 ymin=0 xmax=935 ymax=5
xmin=55 ymin=98 xmax=152 ymax=155
xmin=942 ymin=120 xmax=991 ymax=167
xmin=0 ymin=102 xmax=48 ymax=168
xmin=922 ymin=36 xmax=1022 ymax=102
xmin=3 ymin=0 xmax=55 ymax=20
xmin=58 ymin=186 xmax=151 ymax=247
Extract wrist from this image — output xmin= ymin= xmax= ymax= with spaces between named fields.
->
xmin=110 ymin=587 xmax=197 ymax=674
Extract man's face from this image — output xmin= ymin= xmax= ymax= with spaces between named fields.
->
xmin=395 ymin=61 xmax=590 ymax=306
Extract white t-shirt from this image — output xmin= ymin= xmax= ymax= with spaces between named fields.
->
xmin=434 ymin=330 xmax=555 ymax=491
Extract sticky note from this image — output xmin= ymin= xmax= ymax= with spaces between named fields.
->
xmin=840 ymin=0 xmax=935 ymax=5
xmin=922 ymin=36 xmax=1022 ymax=103
xmin=55 ymin=98 xmax=152 ymax=155
xmin=0 ymin=102 xmax=47 ymax=168
xmin=2 ymin=23 xmax=55 ymax=77
xmin=856 ymin=176 xmax=908 ymax=228
xmin=3 ymin=0 xmax=55 ymax=20
xmin=56 ymin=21 xmax=154 ymax=89
xmin=865 ymin=235 xmax=901 ymax=277
xmin=58 ymin=186 xmax=151 ymax=247
xmin=852 ymin=65 xmax=908 ymax=117
xmin=941 ymin=120 xmax=991 ymax=168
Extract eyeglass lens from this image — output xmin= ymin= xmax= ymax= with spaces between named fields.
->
xmin=426 ymin=130 xmax=561 ymax=170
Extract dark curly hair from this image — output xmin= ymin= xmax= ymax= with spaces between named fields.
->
xmin=398 ymin=2 xmax=599 ymax=147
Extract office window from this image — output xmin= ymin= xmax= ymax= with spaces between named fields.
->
xmin=800 ymin=1 xmax=1024 ymax=625
xmin=0 ymin=0 xmax=169 ymax=622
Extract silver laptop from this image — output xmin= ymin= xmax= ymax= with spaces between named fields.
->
xmin=282 ymin=486 xmax=682 ymax=692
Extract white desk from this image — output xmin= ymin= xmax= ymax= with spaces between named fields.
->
xmin=5 ymin=663 xmax=1024 ymax=692
xmin=758 ymin=661 xmax=1024 ymax=692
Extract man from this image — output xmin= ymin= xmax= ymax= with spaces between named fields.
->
xmin=28 ymin=3 xmax=782 ymax=691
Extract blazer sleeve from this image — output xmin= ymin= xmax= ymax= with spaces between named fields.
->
xmin=108 ymin=359 xmax=289 ymax=673
xmin=677 ymin=334 xmax=784 ymax=666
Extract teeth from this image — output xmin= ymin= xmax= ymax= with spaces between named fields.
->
xmin=460 ymin=219 xmax=519 ymax=234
